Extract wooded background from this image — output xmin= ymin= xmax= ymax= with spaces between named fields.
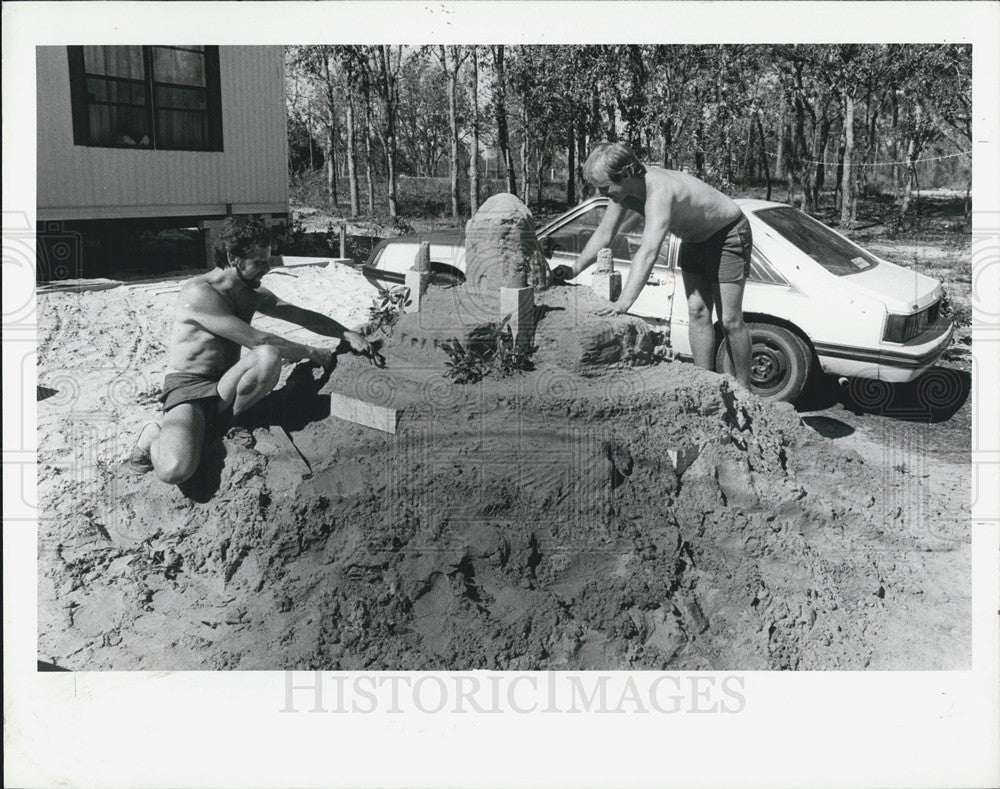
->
xmin=285 ymin=44 xmax=971 ymax=226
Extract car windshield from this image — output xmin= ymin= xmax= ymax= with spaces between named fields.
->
xmin=755 ymin=206 xmax=880 ymax=276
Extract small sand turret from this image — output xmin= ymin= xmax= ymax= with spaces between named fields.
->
xmin=591 ymin=247 xmax=622 ymax=302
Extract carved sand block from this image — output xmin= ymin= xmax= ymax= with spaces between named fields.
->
xmin=405 ymin=241 xmax=432 ymax=312
xmin=591 ymin=247 xmax=622 ymax=302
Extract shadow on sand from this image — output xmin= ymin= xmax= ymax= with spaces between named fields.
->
xmin=176 ymin=355 xmax=354 ymax=501
xmin=797 ymin=365 xmax=970 ymax=424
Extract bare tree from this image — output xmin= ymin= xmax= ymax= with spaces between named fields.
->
xmin=321 ymin=54 xmax=339 ymax=209
xmin=468 ymin=46 xmax=481 ymax=214
xmin=491 ymin=46 xmax=516 ymax=195
xmin=840 ymin=90 xmax=856 ymax=226
xmin=333 ymin=46 xmax=368 ymax=218
xmin=437 ymin=46 xmax=469 ymax=218
xmin=375 ymin=45 xmax=401 ymax=218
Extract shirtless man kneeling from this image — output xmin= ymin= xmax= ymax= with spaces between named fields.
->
xmin=130 ymin=215 xmax=374 ymax=485
xmin=552 ymin=141 xmax=753 ymax=388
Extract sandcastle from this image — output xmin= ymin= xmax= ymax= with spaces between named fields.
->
xmin=388 ymin=193 xmax=663 ymax=374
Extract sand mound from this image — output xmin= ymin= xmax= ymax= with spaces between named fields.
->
xmin=36 ymin=270 xmax=968 ymax=670
xmin=387 ymin=284 xmax=663 ymax=375
xmin=39 ymin=352 xmax=961 ymax=670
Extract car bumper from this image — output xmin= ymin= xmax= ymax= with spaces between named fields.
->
xmin=814 ymin=319 xmax=955 ymax=383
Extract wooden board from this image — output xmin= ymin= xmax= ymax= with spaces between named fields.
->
xmin=329 ymin=392 xmax=399 ymax=434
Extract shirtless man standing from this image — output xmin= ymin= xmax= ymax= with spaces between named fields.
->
xmin=552 ymin=141 xmax=753 ymax=388
xmin=130 ymin=215 xmax=375 ymax=486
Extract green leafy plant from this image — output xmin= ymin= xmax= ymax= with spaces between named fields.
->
xmin=364 ymin=284 xmax=411 ymax=336
xmin=442 ymin=317 xmax=536 ymax=384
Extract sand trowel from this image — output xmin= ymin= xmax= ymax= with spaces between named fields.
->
xmin=273 ymin=425 xmax=314 ymax=480
xmin=272 ymin=360 xmax=331 ymax=480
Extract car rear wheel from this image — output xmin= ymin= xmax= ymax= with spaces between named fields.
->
xmin=716 ymin=322 xmax=812 ymax=402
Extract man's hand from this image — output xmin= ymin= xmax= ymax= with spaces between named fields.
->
xmin=308 ymin=347 xmax=336 ymax=370
xmin=344 ymin=330 xmax=375 ymax=356
xmin=342 ymin=330 xmax=386 ymax=367
xmin=593 ymin=299 xmax=628 ymax=317
xmin=551 ymin=264 xmax=575 ymax=282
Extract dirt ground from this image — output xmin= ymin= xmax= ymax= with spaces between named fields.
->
xmin=36 ymin=252 xmax=970 ymax=670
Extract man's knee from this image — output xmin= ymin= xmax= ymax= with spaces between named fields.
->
xmin=155 ymin=450 xmax=199 ymax=485
xmin=252 ymin=344 xmax=282 ymax=371
xmin=250 ymin=345 xmax=283 ymax=385
xmin=687 ymin=300 xmax=712 ymax=325
xmin=720 ymin=313 xmax=746 ymax=335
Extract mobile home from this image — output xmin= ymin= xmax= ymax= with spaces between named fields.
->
xmin=36 ymin=45 xmax=289 ymax=276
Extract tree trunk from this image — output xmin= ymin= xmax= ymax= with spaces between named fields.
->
xmin=661 ymin=118 xmax=674 ymax=168
xmin=536 ymin=152 xmax=545 ymax=209
xmin=520 ymin=102 xmax=530 ymax=205
xmin=605 ymin=100 xmax=617 ymax=141
xmin=835 ymin=143 xmax=845 ymax=209
xmin=694 ymin=119 xmax=705 ymax=176
xmin=900 ymin=138 xmax=919 ymax=216
xmin=364 ymin=94 xmax=375 ymax=214
xmin=491 ymin=46 xmax=516 ymax=195
xmin=840 ymin=92 xmax=856 ymax=227
xmin=792 ymin=90 xmax=809 ymax=209
xmin=863 ymin=106 xmax=879 ymax=196
xmin=755 ymin=112 xmax=771 ymax=201
xmin=345 ymin=87 xmax=359 ymax=218
xmin=468 ymin=46 xmax=480 ymax=215
xmin=442 ymin=46 xmax=461 ymax=219
xmin=566 ymin=119 xmax=576 ymax=207
xmin=577 ymin=113 xmax=588 ymax=197
xmin=378 ymin=46 xmax=399 ymax=219
xmin=811 ymin=115 xmax=831 ymax=211
xmin=308 ymin=97 xmax=315 ymax=170
xmin=890 ymin=89 xmax=900 ymax=201
xmin=775 ymin=95 xmax=786 ymax=182
xmin=741 ymin=120 xmax=755 ymax=184
xmin=322 ymin=56 xmax=338 ymax=209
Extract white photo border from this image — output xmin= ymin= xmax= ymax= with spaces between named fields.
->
xmin=4 ymin=2 xmax=999 ymax=787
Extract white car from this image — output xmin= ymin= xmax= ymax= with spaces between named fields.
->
xmin=363 ymin=197 xmax=953 ymax=402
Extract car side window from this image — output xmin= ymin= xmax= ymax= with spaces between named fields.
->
xmin=617 ymin=212 xmax=673 ymax=267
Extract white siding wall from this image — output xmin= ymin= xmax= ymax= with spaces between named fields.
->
xmin=37 ymin=46 xmax=289 ymax=221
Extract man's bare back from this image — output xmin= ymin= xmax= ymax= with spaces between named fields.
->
xmin=569 ymin=141 xmax=753 ymax=389
xmin=630 ymin=166 xmax=742 ymax=242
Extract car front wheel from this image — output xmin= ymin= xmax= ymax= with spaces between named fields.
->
xmin=716 ymin=322 xmax=812 ymax=403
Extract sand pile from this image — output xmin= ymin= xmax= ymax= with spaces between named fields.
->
xmin=388 ymin=284 xmax=664 ymax=375
xmin=38 ymin=324 xmax=964 ymax=670
xmin=36 ymin=260 xmax=968 ymax=671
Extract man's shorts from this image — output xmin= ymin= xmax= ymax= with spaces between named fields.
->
xmin=678 ymin=213 xmax=753 ymax=284
xmin=159 ymin=372 xmax=232 ymax=435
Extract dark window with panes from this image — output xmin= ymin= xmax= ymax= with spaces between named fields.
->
xmin=67 ymin=45 xmax=222 ymax=151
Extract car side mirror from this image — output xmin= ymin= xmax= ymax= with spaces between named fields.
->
xmin=541 ymin=237 xmax=555 ymax=256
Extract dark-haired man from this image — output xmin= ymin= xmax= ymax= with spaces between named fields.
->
xmin=130 ymin=215 xmax=375 ymax=486
xmin=552 ymin=141 xmax=753 ymax=388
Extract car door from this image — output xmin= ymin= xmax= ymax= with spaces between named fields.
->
xmin=539 ymin=201 xmax=676 ymax=322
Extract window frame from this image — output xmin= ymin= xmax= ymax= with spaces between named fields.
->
xmin=67 ymin=45 xmax=223 ymax=152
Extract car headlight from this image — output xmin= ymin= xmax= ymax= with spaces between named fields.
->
xmin=883 ymin=300 xmax=942 ymax=343
xmin=883 ymin=313 xmax=914 ymax=343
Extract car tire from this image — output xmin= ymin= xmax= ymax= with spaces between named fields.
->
xmin=716 ymin=323 xmax=812 ymax=403
xmin=429 ymin=266 xmax=464 ymax=288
